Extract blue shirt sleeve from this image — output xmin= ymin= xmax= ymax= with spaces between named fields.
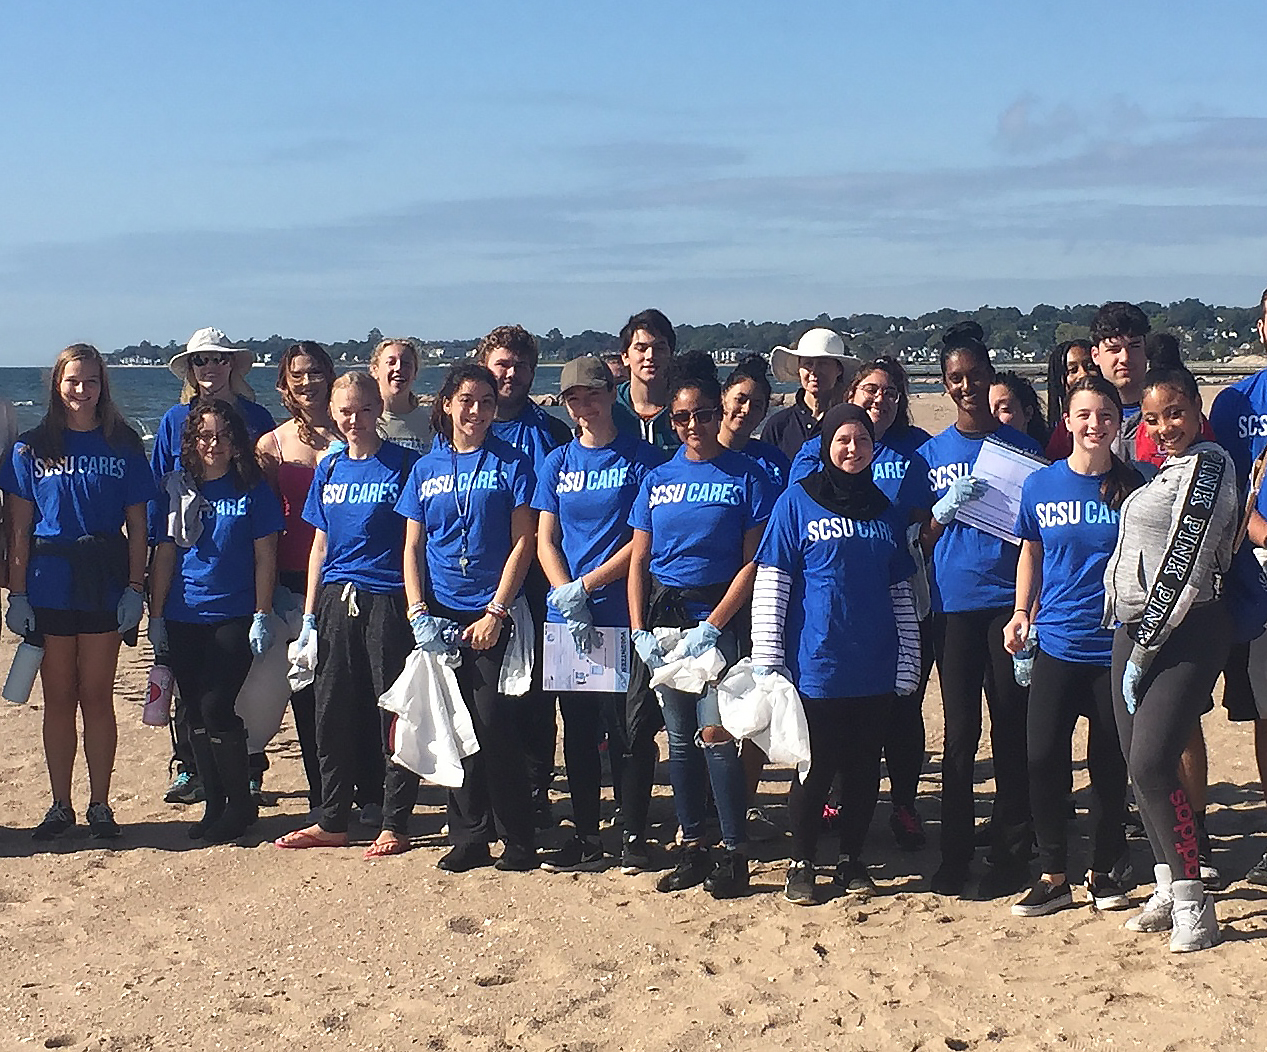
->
xmin=302 ymin=458 xmax=332 ymax=531
xmin=250 ymin=480 xmax=287 ymax=539
xmin=510 ymin=454 xmax=534 ymax=509
xmin=746 ymin=466 xmax=777 ymax=530
xmin=1016 ymin=474 xmax=1041 ymax=541
xmin=754 ymin=491 xmax=800 ymax=573
xmin=124 ymin=449 xmax=158 ymax=507
xmin=530 ymin=446 xmax=565 ymax=516
xmin=629 ymin=474 xmax=653 ymax=533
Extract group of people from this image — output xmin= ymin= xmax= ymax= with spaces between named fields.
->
xmin=5 ymin=294 xmax=1267 ymax=958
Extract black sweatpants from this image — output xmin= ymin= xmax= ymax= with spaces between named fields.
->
xmin=1112 ymin=601 xmax=1230 ymax=882
xmin=933 ymin=607 xmax=1032 ymax=869
xmin=167 ymin=617 xmax=253 ymax=735
xmin=1027 ymin=649 xmax=1126 ymax=875
xmin=883 ymin=616 xmax=935 ymax=808
xmin=621 ymin=653 xmax=665 ymax=841
xmin=791 ymin=695 xmax=891 ymax=861
xmin=313 ymin=583 xmax=412 ymax=834
xmin=558 ymin=692 xmax=617 ymax=839
xmin=516 ymin=565 xmax=558 ymax=795
xmin=279 ymin=569 xmax=321 ymax=809
xmin=434 ymin=600 xmax=534 ymax=853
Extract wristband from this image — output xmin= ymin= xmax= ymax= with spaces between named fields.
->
xmin=1014 ymin=608 xmax=1028 ymax=614
xmin=485 ymin=601 xmax=509 ymax=621
xmin=407 ymin=601 xmax=428 ymax=619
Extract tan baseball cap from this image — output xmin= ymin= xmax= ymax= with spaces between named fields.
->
xmin=559 ymin=355 xmax=613 ymax=395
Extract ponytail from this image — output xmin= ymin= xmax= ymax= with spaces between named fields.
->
xmin=1101 ymin=452 xmax=1144 ymax=511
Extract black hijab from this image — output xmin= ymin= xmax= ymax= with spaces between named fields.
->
xmin=800 ymin=403 xmax=891 ymax=520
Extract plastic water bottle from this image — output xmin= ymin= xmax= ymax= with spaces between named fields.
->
xmin=1012 ymin=627 xmax=1038 ymax=688
xmin=3 ymin=636 xmax=44 ymax=704
xmin=143 ymin=662 xmax=174 ymax=726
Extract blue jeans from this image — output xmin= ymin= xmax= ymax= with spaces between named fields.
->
xmin=658 ymin=630 xmax=748 ymax=851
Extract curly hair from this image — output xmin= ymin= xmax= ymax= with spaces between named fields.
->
xmin=179 ymin=399 xmax=262 ymax=493
xmin=667 ymin=350 xmax=721 ymax=406
xmin=846 ymin=355 xmax=913 ymax=432
xmin=1091 ymin=301 xmax=1150 ymax=344
xmin=275 ymin=341 xmax=336 ymax=447
xmin=430 ymin=363 xmax=498 ymax=444
xmin=475 ymin=325 xmax=538 ymax=370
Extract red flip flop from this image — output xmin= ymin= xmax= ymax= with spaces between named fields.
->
xmin=363 ymin=837 xmax=411 ymax=860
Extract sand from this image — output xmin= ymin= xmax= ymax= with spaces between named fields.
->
xmin=1 ymin=388 xmax=1265 ymax=1052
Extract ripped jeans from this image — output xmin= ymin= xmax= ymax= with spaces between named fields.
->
xmin=658 ymin=629 xmax=748 ymax=851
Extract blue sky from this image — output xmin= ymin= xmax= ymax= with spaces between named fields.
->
xmin=1 ymin=0 xmax=1265 ymax=363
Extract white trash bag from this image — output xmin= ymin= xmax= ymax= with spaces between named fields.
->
xmin=237 ymin=604 xmax=304 ymax=754
xmin=379 ymin=649 xmax=480 ymax=789
xmin=648 ymin=626 xmax=727 ymax=694
xmin=716 ymin=658 xmax=812 ymax=781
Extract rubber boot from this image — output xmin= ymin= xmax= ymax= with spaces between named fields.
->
xmin=187 ymin=727 xmax=226 ymax=840
xmin=203 ymin=729 xmax=258 ymax=844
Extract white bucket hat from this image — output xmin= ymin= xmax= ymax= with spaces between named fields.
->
xmin=168 ymin=327 xmax=255 ymax=380
xmin=770 ymin=327 xmax=860 ymax=386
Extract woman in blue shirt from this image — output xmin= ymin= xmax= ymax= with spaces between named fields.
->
xmin=627 ymin=356 xmax=776 ymax=899
xmin=397 ymin=363 xmax=539 ymax=873
xmin=752 ymin=403 xmax=920 ymax=903
xmin=149 ymin=401 xmax=284 ymax=844
xmin=917 ymin=324 xmax=1044 ymax=897
xmin=718 ymin=355 xmax=791 ymax=495
xmin=2 ymin=344 xmax=153 ymax=840
xmin=1003 ymin=376 xmax=1140 ymax=917
xmin=274 ymin=373 xmax=419 ymax=857
xmin=533 ymin=356 xmax=665 ymax=871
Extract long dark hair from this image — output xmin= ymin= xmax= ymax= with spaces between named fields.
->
xmin=430 ymin=363 xmax=498 ymax=443
xmin=722 ymin=354 xmax=772 ymax=402
xmin=275 ymin=340 xmax=336 ymax=447
xmin=846 ymin=355 xmax=913 ymax=432
xmin=994 ymin=370 xmax=1049 ymax=445
xmin=1064 ymin=375 xmax=1142 ymax=510
xmin=1045 ymin=339 xmax=1093 ymax=424
xmin=667 ymin=350 xmax=721 ymax=406
xmin=28 ymin=343 xmax=142 ymax=460
xmin=180 ymin=399 xmax=263 ymax=493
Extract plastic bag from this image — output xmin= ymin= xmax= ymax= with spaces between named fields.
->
xmin=498 ymin=594 xmax=534 ymax=697
xmin=716 ymin=658 xmax=811 ymax=780
xmin=648 ymin=627 xmax=727 ymax=693
xmin=237 ymin=605 xmax=304 ymax=753
xmin=380 ymin=649 xmax=480 ymax=788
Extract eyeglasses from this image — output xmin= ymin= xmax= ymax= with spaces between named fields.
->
xmin=858 ymin=382 xmax=901 ymax=401
xmin=191 ymin=354 xmax=231 ymax=368
xmin=669 ymin=407 xmax=719 ymax=426
xmin=196 ymin=430 xmax=231 ymax=446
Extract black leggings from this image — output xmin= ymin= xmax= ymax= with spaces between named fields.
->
xmin=433 ymin=600 xmax=534 ymax=853
xmin=622 ymin=657 xmax=665 ymax=841
xmin=1027 ymin=650 xmax=1126 ymax=875
xmin=313 ymin=584 xmax=413 ymax=834
xmin=1112 ymin=601 xmax=1230 ymax=882
xmin=791 ymin=695 xmax=891 ymax=861
xmin=933 ymin=608 xmax=1031 ymax=868
xmin=558 ymin=692 xmax=619 ymax=839
xmin=167 ymin=618 xmax=253 ymax=736
xmin=516 ymin=565 xmax=558 ymax=795
xmin=883 ymin=616 xmax=935 ymax=808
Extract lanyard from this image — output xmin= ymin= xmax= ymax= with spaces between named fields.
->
xmin=451 ymin=445 xmax=490 ymax=576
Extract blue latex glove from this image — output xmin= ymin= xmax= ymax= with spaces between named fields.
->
xmin=548 ymin=579 xmax=590 ymax=621
xmin=5 ymin=592 xmax=36 ymax=637
xmin=932 ymin=474 xmax=987 ymax=525
xmin=566 ymin=618 xmax=602 ymax=654
xmin=1122 ymin=659 xmax=1145 ymax=715
xmin=680 ymin=620 xmax=721 ymax=658
xmin=249 ymin=611 xmax=273 ymax=657
xmin=633 ymin=629 xmax=664 ymax=671
xmin=410 ymin=612 xmax=461 ymax=654
xmin=117 ymin=587 xmax=145 ymax=634
xmin=147 ymin=615 xmax=169 ymax=657
xmin=297 ymin=613 xmax=318 ymax=651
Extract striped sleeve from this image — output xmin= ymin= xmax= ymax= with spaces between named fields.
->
xmin=751 ymin=564 xmax=791 ymax=669
xmin=891 ymin=579 xmax=921 ymax=695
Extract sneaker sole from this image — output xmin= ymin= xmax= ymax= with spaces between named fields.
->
xmin=1090 ymin=893 xmax=1131 ymax=911
xmin=541 ymin=857 xmax=609 ymax=873
xmin=1124 ymin=914 xmax=1172 ymax=933
xmin=1170 ymin=933 xmax=1220 ymax=953
xmin=785 ymin=891 xmax=817 ymax=905
xmin=31 ymin=826 xmax=75 ymax=841
xmin=1011 ymin=893 xmax=1073 ymax=917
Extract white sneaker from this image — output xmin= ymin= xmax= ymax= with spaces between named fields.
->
xmin=1124 ymin=864 xmax=1172 ymax=933
xmin=1169 ymin=879 xmax=1219 ymax=953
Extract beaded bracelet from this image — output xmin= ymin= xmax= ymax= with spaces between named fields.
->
xmin=407 ymin=601 xmax=428 ymax=620
xmin=485 ymin=600 xmax=509 ymax=621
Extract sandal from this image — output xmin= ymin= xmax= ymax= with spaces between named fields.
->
xmin=364 ymin=836 xmax=411 ymax=859
xmin=274 ymin=827 xmax=347 ymax=850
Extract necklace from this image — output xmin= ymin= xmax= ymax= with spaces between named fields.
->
xmin=451 ymin=444 xmax=489 ymax=576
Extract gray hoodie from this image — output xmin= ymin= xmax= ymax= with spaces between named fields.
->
xmin=1102 ymin=441 xmax=1239 ymax=669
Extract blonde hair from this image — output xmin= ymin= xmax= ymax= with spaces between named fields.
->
xmin=369 ymin=338 xmax=420 ymax=410
xmin=331 ymin=370 xmax=383 ymax=407
xmin=179 ymin=356 xmax=257 ymax=406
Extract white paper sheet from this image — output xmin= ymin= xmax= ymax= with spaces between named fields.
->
xmin=955 ymin=438 xmax=1048 ymax=545
xmin=541 ymin=625 xmax=631 ymax=693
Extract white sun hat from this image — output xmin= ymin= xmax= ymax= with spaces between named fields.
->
xmin=168 ymin=327 xmax=255 ymax=380
xmin=770 ymin=327 xmax=861 ymax=386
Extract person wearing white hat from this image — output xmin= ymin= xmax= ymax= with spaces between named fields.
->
xmin=760 ymin=328 xmax=861 ymax=461
xmin=150 ymin=328 xmax=277 ymax=808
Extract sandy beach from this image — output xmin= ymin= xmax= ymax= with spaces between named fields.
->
xmin=2 ymin=387 xmax=1265 ymax=1051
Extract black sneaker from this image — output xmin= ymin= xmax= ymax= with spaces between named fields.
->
xmin=541 ymin=837 xmax=607 ymax=873
xmin=785 ymin=860 xmax=817 ymax=905
xmin=890 ymin=805 xmax=926 ymax=851
xmin=1086 ymin=873 xmax=1131 ymax=911
xmin=655 ymin=845 xmax=712 ymax=893
xmin=85 ymin=802 xmax=121 ymax=840
xmin=833 ymin=855 xmax=877 ymax=898
xmin=930 ymin=862 xmax=970 ymax=896
xmin=164 ymin=771 xmax=204 ymax=805
xmin=620 ymin=834 xmax=651 ymax=874
xmin=32 ymin=801 xmax=76 ymax=841
xmin=978 ymin=862 xmax=1031 ymax=900
xmin=1246 ymin=852 xmax=1267 ymax=886
xmin=703 ymin=850 xmax=749 ymax=899
xmin=495 ymin=846 xmax=539 ymax=872
xmin=437 ymin=842 xmax=493 ymax=873
xmin=1011 ymin=877 xmax=1073 ymax=917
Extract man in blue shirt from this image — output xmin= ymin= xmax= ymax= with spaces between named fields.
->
xmin=476 ymin=325 xmax=573 ymax=825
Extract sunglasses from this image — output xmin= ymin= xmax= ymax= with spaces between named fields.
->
xmin=669 ymin=407 xmax=719 ymax=427
xmin=191 ymin=354 xmax=231 ymax=368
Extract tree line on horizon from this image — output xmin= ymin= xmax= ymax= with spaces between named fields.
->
xmin=106 ymin=298 xmax=1265 ymax=368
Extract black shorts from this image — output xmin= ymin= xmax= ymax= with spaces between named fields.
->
xmin=33 ymin=607 xmax=118 ymax=637
xmin=1222 ymin=636 xmax=1267 ymax=722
